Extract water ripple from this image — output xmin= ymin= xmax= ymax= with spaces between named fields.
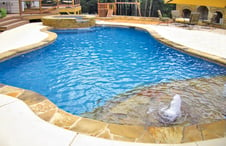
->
xmin=0 ymin=27 xmax=225 ymax=116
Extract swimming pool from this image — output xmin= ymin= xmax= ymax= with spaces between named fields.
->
xmin=0 ymin=26 xmax=225 ymax=117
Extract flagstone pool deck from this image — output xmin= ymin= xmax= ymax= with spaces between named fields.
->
xmin=0 ymin=21 xmax=225 ymax=146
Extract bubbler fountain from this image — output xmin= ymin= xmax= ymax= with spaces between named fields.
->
xmin=158 ymin=94 xmax=182 ymax=124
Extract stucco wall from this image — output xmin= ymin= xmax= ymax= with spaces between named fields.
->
xmin=176 ymin=4 xmax=226 ymax=29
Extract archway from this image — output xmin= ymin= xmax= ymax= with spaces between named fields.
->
xmin=182 ymin=9 xmax=191 ymax=18
xmin=215 ymin=11 xmax=223 ymax=24
xmin=197 ymin=6 xmax=208 ymax=20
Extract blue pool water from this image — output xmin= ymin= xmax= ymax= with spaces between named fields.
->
xmin=0 ymin=26 xmax=225 ymax=115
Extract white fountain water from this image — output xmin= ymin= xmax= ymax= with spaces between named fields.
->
xmin=223 ymin=84 xmax=226 ymax=98
xmin=159 ymin=94 xmax=182 ymax=123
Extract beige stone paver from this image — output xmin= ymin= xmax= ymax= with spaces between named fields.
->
xmin=71 ymin=117 xmax=108 ymax=136
xmin=182 ymin=125 xmax=203 ymax=143
xmin=50 ymin=109 xmax=80 ymax=129
xmin=148 ymin=126 xmax=184 ymax=144
xmin=199 ymin=120 xmax=226 ymax=140
xmin=0 ymin=94 xmax=76 ymax=146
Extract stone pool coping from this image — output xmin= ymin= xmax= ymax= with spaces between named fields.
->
xmin=0 ymin=21 xmax=225 ymax=144
xmin=1 ymin=84 xmax=225 ymax=144
xmin=1 ymin=94 xmax=225 ymax=146
xmin=0 ymin=26 xmax=57 ymax=62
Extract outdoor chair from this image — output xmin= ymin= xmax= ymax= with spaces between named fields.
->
xmin=171 ymin=10 xmax=190 ymax=26
xmin=183 ymin=12 xmax=200 ymax=29
xmin=171 ymin=10 xmax=181 ymax=22
xmin=202 ymin=13 xmax=217 ymax=28
xmin=186 ymin=12 xmax=200 ymax=25
xmin=157 ymin=10 xmax=171 ymax=24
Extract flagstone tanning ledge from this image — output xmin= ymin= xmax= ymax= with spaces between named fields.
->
xmin=0 ymin=84 xmax=225 ymax=144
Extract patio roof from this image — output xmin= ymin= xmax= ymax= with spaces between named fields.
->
xmin=165 ymin=0 xmax=226 ymax=8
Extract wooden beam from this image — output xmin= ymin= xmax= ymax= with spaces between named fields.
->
xmin=116 ymin=2 xmax=139 ymax=4
xmin=39 ymin=0 xmax=42 ymax=13
xmin=18 ymin=0 xmax=22 ymax=16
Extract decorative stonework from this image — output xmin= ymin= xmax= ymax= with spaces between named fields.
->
xmin=42 ymin=15 xmax=96 ymax=29
xmin=50 ymin=109 xmax=80 ymax=129
xmin=0 ymin=83 xmax=225 ymax=144
xmin=182 ymin=125 xmax=203 ymax=143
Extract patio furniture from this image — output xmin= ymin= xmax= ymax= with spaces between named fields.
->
xmin=171 ymin=10 xmax=191 ymax=26
xmin=171 ymin=10 xmax=190 ymax=23
xmin=203 ymin=13 xmax=217 ymax=28
xmin=174 ymin=12 xmax=200 ymax=28
xmin=171 ymin=10 xmax=181 ymax=22
xmin=178 ymin=12 xmax=200 ymax=29
xmin=157 ymin=10 xmax=171 ymax=24
xmin=186 ymin=12 xmax=200 ymax=25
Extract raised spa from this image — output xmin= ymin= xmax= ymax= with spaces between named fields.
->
xmin=42 ymin=15 xmax=95 ymax=28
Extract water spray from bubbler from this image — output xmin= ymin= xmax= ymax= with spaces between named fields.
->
xmin=158 ymin=94 xmax=181 ymax=123
xmin=146 ymin=94 xmax=188 ymax=125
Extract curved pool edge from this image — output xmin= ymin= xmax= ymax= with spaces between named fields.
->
xmin=95 ymin=22 xmax=226 ymax=66
xmin=0 ymin=84 xmax=225 ymax=144
xmin=146 ymin=29 xmax=226 ymax=67
xmin=0 ymin=27 xmax=57 ymax=62
xmin=0 ymin=23 xmax=225 ymax=144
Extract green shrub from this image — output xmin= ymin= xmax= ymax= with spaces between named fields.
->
xmin=0 ymin=8 xmax=7 ymax=18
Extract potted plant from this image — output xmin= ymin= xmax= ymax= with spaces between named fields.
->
xmin=0 ymin=8 xmax=7 ymax=18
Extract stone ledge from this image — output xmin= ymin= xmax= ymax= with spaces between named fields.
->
xmin=0 ymin=84 xmax=225 ymax=144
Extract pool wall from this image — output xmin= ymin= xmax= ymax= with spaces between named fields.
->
xmin=0 ymin=19 xmax=225 ymax=144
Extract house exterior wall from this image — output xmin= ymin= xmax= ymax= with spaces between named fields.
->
xmin=0 ymin=0 xmax=19 ymax=13
xmin=176 ymin=4 xmax=226 ymax=29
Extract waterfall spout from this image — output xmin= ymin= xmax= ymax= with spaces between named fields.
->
xmin=159 ymin=94 xmax=181 ymax=123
